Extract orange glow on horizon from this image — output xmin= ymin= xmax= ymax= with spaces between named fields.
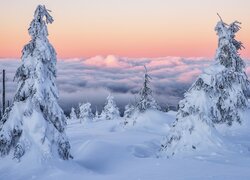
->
xmin=0 ymin=0 xmax=250 ymax=59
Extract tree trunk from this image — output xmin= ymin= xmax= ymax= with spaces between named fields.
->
xmin=2 ymin=69 xmax=5 ymax=114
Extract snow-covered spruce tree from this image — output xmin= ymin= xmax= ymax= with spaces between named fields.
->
xmin=79 ymin=102 xmax=93 ymax=123
xmin=212 ymin=15 xmax=249 ymax=125
xmin=93 ymin=107 xmax=100 ymax=121
xmin=100 ymin=94 xmax=120 ymax=120
xmin=0 ymin=5 xmax=72 ymax=161
xmin=123 ymin=104 xmax=136 ymax=125
xmin=159 ymin=16 xmax=250 ymax=156
xmin=69 ymin=107 xmax=77 ymax=121
xmin=159 ymin=76 xmax=223 ymax=156
xmin=137 ymin=66 xmax=159 ymax=112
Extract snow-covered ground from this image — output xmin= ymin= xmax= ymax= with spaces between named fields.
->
xmin=1 ymin=109 xmax=250 ymax=180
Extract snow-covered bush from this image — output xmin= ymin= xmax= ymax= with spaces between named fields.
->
xmin=69 ymin=107 xmax=77 ymax=121
xmin=124 ymin=104 xmax=136 ymax=120
xmin=100 ymin=95 xmax=120 ymax=120
xmin=123 ymin=104 xmax=138 ymax=126
xmin=0 ymin=5 xmax=72 ymax=161
xmin=79 ymin=102 xmax=94 ymax=123
xmin=160 ymin=16 xmax=249 ymax=157
xmin=93 ymin=108 xmax=100 ymax=122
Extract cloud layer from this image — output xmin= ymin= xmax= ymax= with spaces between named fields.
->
xmin=1 ymin=56 xmax=250 ymax=114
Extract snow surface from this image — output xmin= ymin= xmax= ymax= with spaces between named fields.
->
xmin=1 ymin=109 xmax=250 ymax=180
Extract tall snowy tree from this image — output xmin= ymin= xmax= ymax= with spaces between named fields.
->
xmin=137 ymin=66 xmax=159 ymax=112
xmin=0 ymin=5 xmax=72 ymax=161
xmin=212 ymin=15 xmax=249 ymax=125
xmin=100 ymin=94 xmax=120 ymax=120
xmin=160 ymin=16 xmax=249 ymax=156
xmin=79 ymin=102 xmax=93 ymax=123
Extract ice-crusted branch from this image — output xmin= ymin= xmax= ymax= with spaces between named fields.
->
xmin=217 ymin=13 xmax=223 ymax=22
xmin=28 ymin=5 xmax=54 ymax=39
xmin=34 ymin=5 xmax=54 ymax=24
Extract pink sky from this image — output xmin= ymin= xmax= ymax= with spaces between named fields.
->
xmin=0 ymin=0 xmax=249 ymax=59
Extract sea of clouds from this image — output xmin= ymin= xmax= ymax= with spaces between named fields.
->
xmin=1 ymin=55 xmax=249 ymax=114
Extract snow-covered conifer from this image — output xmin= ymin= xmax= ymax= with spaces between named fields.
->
xmin=93 ymin=107 xmax=100 ymax=121
xmin=123 ymin=104 xmax=136 ymax=125
xmin=79 ymin=102 xmax=93 ymax=123
xmin=160 ymin=15 xmax=249 ymax=156
xmin=212 ymin=15 xmax=249 ymax=125
xmin=69 ymin=107 xmax=77 ymax=121
xmin=160 ymin=77 xmax=223 ymax=156
xmin=0 ymin=5 xmax=72 ymax=161
xmin=137 ymin=66 xmax=159 ymax=112
xmin=123 ymin=65 xmax=159 ymax=126
xmin=124 ymin=104 xmax=135 ymax=119
xmin=100 ymin=94 xmax=120 ymax=120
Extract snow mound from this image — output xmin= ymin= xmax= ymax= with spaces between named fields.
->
xmin=160 ymin=118 xmax=225 ymax=157
xmin=124 ymin=109 xmax=174 ymax=134
xmin=74 ymin=140 xmax=130 ymax=173
xmin=1 ymin=110 xmax=250 ymax=179
xmin=128 ymin=140 xmax=160 ymax=158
